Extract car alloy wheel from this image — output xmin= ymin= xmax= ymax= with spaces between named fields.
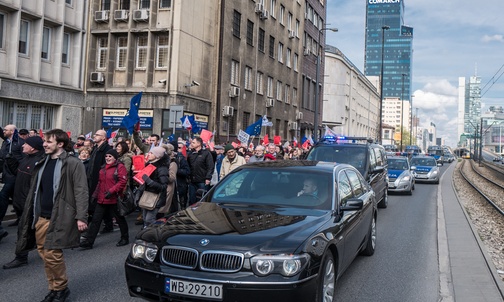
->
xmin=361 ymin=217 xmax=376 ymax=256
xmin=318 ymin=252 xmax=336 ymax=302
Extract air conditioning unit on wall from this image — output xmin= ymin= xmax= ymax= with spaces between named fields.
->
xmin=288 ymin=30 xmax=295 ymax=39
xmin=229 ymin=87 xmax=240 ymax=98
xmin=266 ymin=98 xmax=274 ymax=108
xmin=90 ymin=72 xmax=105 ymax=83
xmin=222 ymin=106 xmax=234 ymax=117
xmin=289 ymin=122 xmax=298 ymax=130
xmin=255 ymin=3 xmax=264 ymax=13
xmin=133 ymin=10 xmax=149 ymax=22
xmin=114 ymin=10 xmax=129 ymax=22
xmin=296 ymin=111 xmax=303 ymax=120
xmin=95 ymin=10 xmax=109 ymax=23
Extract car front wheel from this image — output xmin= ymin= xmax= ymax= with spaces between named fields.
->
xmin=316 ymin=251 xmax=336 ymax=302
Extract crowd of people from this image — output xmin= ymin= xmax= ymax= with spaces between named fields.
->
xmin=0 ymin=123 xmax=311 ymax=302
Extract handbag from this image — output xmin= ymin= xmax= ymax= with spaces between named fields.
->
xmin=138 ymin=190 xmax=161 ymax=210
xmin=117 ymin=186 xmax=136 ymax=216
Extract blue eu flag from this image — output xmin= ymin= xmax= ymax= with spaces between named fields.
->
xmin=245 ymin=117 xmax=262 ymax=136
xmin=188 ymin=115 xmax=200 ymax=134
xmin=121 ymin=92 xmax=143 ymax=134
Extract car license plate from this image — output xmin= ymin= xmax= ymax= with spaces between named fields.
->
xmin=165 ymin=278 xmax=223 ymax=300
xmin=417 ymin=175 xmax=428 ymax=179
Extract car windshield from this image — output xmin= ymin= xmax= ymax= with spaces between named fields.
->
xmin=387 ymin=158 xmax=408 ymax=170
xmin=410 ymin=157 xmax=436 ymax=167
xmin=306 ymin=146 xmax=367 ymax=175
xmin=210 ymin=168 xmax=333 ymax=210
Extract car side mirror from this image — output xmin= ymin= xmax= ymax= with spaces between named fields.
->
xmin=340 ymin=198 xmax=363 ymax=211
xmin=373 ymin=166 xmax=384 ymax=173
xmin=410 ymin=166 xmax=417 ymax=171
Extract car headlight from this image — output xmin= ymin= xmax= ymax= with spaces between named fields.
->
xmin=131 ymin=240 xmax=158 ymax=263
xmin=400 ymin=175 xmax=411 ymax=182
xmin=251 ymin=254 xmax=310 ymax=277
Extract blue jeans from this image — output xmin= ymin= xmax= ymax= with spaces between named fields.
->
xmin=188 ymin=182 xmax=209 ymax=205
xmin=0 ymin=180 xmax=16 ymax=230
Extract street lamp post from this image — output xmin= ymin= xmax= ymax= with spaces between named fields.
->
xmin=410 ymin=95 xmax=414 ymax=145
xmin=400 ymin=73 xmax=406 ymax=151
xmin=314 ymin=27 xmax=338 ymax=143
xmin=378 ymin=25 xmax=390 ymax=144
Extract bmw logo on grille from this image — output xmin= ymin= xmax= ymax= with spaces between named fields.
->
xmin=200 ymin=239 xmax=210 ymax=246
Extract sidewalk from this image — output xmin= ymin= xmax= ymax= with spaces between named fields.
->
xmin=438 ymin=163 xmax=504 ymax=301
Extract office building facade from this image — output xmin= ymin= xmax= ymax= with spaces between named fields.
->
xmin=364 ymin=0 xmax=413 ymax=101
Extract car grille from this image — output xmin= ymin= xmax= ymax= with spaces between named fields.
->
xmin=161 ymin=247 xmax=244 ymax=272
xmin=416 ymin=171 xmax=428 ymax=175
xmin=200 ymin=251 xmax=244 ymax=273
xmin=161 ymin=246 xmax=198 ymax=269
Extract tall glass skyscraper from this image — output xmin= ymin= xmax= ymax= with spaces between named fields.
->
xmin=364 ymin=0 xmax=413 ymax=101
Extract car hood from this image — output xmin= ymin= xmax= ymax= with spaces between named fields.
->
xmin=388 ymin=169 xmax=408 ymax=178
xmin=413 ymin=165 xmax=436 ymax=173
xmin=137 ymin=202 xmax=332 ymax=253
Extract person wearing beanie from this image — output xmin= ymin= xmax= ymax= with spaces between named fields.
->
xmin=220 ymin=144 xmax=246 ymax=180
xmin=2 ymin=136 xmax=45 ymax=269
xmin=80 ymin=147 xmax=129 ymax=250
xmin=138 ymin=146 xmax=170 ymax=228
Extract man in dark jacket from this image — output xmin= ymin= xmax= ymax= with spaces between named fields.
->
xmin=0 ymin=124 xmax=25 ymax=242
xmin=173 ymin=141 xmax=191 ymax=209
xmin=187 ymin=137 xmax=214 ymax=204
xmin=86 ymin=129 xmax=112 ymax=230
xmin=3 ymin=136 xmax=45 ymax=269
xmin=16 ymin=129 xmax=88 ymax=302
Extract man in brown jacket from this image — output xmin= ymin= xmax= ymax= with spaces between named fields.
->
xmin=16 ymin=129 xmax=88 ymax=302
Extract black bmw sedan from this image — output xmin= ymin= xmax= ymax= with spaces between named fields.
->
xmin=125 ymin=161 xmax=377 ymax=302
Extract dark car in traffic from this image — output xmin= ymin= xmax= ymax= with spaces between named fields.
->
xmin=306 ymin=136 xmax=389 ymax=208
xmin=125 ymin=161 xmax=377 ymax=302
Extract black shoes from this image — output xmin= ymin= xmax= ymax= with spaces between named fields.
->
xmin=53 ymin=287 xmax=70 ymax=302
xmin=40 ymin=290 xmax=56 ymax=302
xmin=0 ymin=231 xmax=8 ymax=243
xmin=116 ymin=239 xmax=129 ymax=247
xmin=79 ymin=241 xmax=93 ymax=250
xmin=3 ymin=258 xmax=28 ymax=269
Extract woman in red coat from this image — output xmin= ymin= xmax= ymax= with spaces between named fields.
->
xmin=80 ymin=149 xmax=129 ymax=249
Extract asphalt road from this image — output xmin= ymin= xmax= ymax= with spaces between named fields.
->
xmin=0 ymin=166 xmax=448 ymax=302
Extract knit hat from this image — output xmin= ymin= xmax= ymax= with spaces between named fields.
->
xmin=25 ymin=136 xmax=44 ymax=151
xmin=224 ymin=144 xmax=234 ymax=153
xmin=150 ymin=146 xmax=166 ymax=159
xmin=105 ymin=149 xmax=119 ymax=160
xmin=214 ymin=144 xmax=224 ymax=150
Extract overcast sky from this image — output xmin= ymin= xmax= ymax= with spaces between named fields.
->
xmin=325 ymin=0 xmax=504 ymax=147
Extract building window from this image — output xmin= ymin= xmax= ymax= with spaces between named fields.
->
xmin=244 ymin=66 xmax=252 ymax=91
xmin=156 ymin=35 xmax=169 ymax=68
xmin=139 ymin=0 xmax=150 ymax=9
xmin=242 ymin=112 xmax=250 ymax=131
xmin=62 ymin=33 xmax=70 ymax=65
xmin=256 ymin=72 xmax=263 ymax=95
xmin=287 ymin=13 xmax=292 ymax=30
xmin=268 ymin=35 xmax=275 ymax=58
xmin=279 ymin=5 xmax=285 ymax=25
xmin=101 ymin=0 xmax=111 ymax=10
xmin=41 ymin=27 xmax=51 ymax=60
xmin=270 ymin=0 xmax=276 ymax=18
xmin=293 ymin=53 xmax=298 ymax=71
xmin=258 ymin=28 xmax=265 ymax=52
xmin=293 ymin=88 xmax=298 ymax=107
xmin=285 ymin=85 xmax=290 ymax=104
xmin=0 ymin=101 xmax=55 ymax=130
xmin=116 ymin=36 xmax=128 ymax=69
xmin=246 ymin=20 xmax=253 ymax=46
xmin=97 ymin=37 xmax=108 ymax=70
xmin=276 ymin=81 xmax=282 ymax=101
xmin=0 ymin=13 xmax=4 ymax=49
xmin=231 ymin=60 xmax=239 ymax=85
xmin=159 ymin=0 xmax=171 ymax=8
xmin=229 ymin=110 xmax=237 ymax=135
xmin=19 ymin=20 xmax=29 ymax=55
xmin=295 ymin=19 xmax=300 ymax=37
xmin=233 ymin=10 xmax=241 ymax=38
xmin=119 ymin=0 xmax=130 ymax=9
xmin=136 ymin=36 xmax=148 ymax=68
xmin=286 ymin=48 xmax=291 ymax=68
xmin=267 ymin=76 xmax=273 ymax=98
xmin=275 ymin=119 xmax=280 ymax=135
xmin=278 ymin=43 xmax=283 ymax=63
xmin=66 ymin=0 xmax=72 ymax=5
